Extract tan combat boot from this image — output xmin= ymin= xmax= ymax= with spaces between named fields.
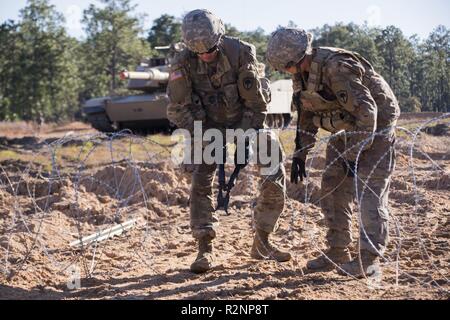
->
xmin=190 ymin=236 xmax=214 ymax=274
xmin=251 ymin=229 xmax=292 ymax=262
xmin=338 ymin=250 xmax=381 ymax=278
xmin=306 ymin=247 xmax=352 ymax=271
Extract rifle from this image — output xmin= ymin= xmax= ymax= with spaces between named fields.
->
xmin=293 ymin=91 xmax=303 ymax=152
xmin=216 ymin=138 xmax=250 ymax=215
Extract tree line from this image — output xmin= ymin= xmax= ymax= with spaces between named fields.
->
xmin=0 ymin=0 xmax=448 ymax=122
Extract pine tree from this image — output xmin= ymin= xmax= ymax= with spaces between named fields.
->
xmin=147 ymin=14 xmax=181 ymax=48
xmin=422 ymin=26 xmax=449 ymax=112
xmin=0 ymin=0 xmax=80 ymax=121
xmin=0 ymin=21 xmax=21 ymax=120
xmin=375 ymin=26 xmax=415 ymax=109
xmin=81 ymin=0 xmax=151 ymax=99
xmin=311 ymin=23 xmax=381 ymax=69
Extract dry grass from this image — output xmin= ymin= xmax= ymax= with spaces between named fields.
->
xmin=0 ymin=121 xmax=94 ymax=138
xmin=0 ymin=122 xmax=41 ymax=137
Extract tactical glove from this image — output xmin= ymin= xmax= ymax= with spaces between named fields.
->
xmin=291 ymin=157 xmax=307 ymax=184
xmin=239 ymin=109 xmax=265 ymax=131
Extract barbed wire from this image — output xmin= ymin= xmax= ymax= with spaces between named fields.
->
xmin=0 ymin=114 xmax=449 ymax=297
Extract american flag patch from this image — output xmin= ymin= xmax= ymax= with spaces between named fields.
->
xmin=169 ymin=70 xmax=184 ymax=81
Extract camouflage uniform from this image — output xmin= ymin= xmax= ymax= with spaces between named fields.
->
xmin=267 ymin=28 xmax=400 ymax=276
xmin=167 ymin=10 xmax=290 ymax=273
xmin=294 ymin=48 xmax=399 ymax=254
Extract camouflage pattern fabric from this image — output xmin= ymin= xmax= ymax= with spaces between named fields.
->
xmin=266 ymin=28 xmax=313 ymax=71
xmin=321 ymin=132 xmax=395 ymax=255
xmin=167 ymin=36 xmax=269 ymax=130
xmin=190 ymin=129 xmax=286 ymax=239
xmin=167 ymin=33 xmax=286 ymax=240
xmin=293 ymin=47 xmax=400 ymax=162
xmin=268 ymin=31 xmax=400 ymax=256
xmin=301 ymin=48 xmax=399 ymax=255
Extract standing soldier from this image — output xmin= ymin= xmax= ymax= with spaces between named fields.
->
xmin=266 ymin=28 xmax=400 ymax=278
xmin=167 ymin=9 xmax=291 ymax=274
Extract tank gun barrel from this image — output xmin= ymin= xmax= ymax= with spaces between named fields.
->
xmin=120 ymin=69 xmax=169 ymax=82
xmin=154 ymin=45 xmax=171 ymax=50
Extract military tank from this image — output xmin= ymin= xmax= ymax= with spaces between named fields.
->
xmin=83 ymin=46 xmax=179 ymax=133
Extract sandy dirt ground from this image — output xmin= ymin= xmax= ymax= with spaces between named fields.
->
xmin=0 ymin=117 xmax=449 ymax=300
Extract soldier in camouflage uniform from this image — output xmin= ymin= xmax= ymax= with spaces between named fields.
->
xmin=266 ymin=28 xmax=400 ymax=278
xmin=167 ymin=10 xmax=291 ymax=274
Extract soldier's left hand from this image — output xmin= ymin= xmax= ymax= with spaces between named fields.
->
xmin=291 ymin=157 xmax=306 ymax=184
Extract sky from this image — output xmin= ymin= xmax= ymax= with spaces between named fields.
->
xmin=0 ymin=0 xmax=448 ymax=40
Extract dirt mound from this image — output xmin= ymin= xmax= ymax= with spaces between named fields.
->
xmin=3 ymin=177 xmax=62 ymax=198
xmin=82 ymin=162 xmax=190 ymax=207
xmin=0 ymin=159 xmax=59 ymax=200
xmin=51 ymin=183 xmax=113 ymax=225
xmin=0 ymin=161 xmax=192 ymax=228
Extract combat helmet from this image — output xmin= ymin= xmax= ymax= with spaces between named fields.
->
xmin=182 ymin=9 xmax=225 ymax=54
xmin=266 ymin=27 xmax=313 ymax=71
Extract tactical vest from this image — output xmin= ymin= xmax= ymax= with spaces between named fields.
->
xmin=300 ymin=47 xmax=374 ymax=133
xmin=187 ymin=37 xmax=244 ymax=127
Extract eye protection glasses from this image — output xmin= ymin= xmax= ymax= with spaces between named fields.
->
xmin=197 ymin=45 xmax=218 ymax=55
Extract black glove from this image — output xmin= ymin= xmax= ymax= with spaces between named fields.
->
xmin=291 ymin=157 xmax=306 ymax=184
xmin=342 ymin=160 xmax=356 ymax=178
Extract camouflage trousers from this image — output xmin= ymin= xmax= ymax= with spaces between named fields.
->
xmin=320 ymin=130 xmax=396 ymax=256
xmin=190 ymin=130 xmax=286 ymax=239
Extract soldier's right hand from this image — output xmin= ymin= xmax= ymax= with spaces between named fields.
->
xmin=239 ymin=110 xmax=254 ymax=131
xmin=291 ymin=157 xmax=307 ymax=184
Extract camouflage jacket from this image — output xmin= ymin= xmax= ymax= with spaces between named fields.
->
xmin=293 ymin=47 xmax=400 ymax=161
xmin=166 ymin=36 xmax=270 ymax=132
